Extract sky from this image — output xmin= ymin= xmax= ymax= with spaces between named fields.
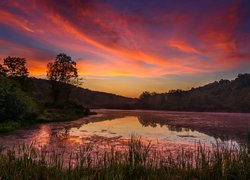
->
xmin=0 ymin=0 xmax=250 ymax=97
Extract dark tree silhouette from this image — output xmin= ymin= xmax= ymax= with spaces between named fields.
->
xmin=139 ymin=91 xmax=153 ymax=109
xmin=139 ymin=91 xmax=151 ymax=100
xmin=47 ymin=53 xmax=82 ymax=104
xmin=47 ymin=53 xmax=81 ymax=85
xmin=3 ymin=56 xmax=29 ymax=77
xmin=0 ymin=64 xmax=7 ymax=76
xmin=138 ymin=73 xmax=250 ymax=112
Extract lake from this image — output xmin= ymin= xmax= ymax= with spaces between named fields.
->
xmin=0 ymin=109 xmax=249 ymax=154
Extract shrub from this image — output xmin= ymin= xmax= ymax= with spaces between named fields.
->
xmin=0 ymin=76 xmax=39 ymax=122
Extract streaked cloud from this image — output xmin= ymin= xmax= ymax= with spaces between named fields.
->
xmin=0 ymin=0 xmax=250 ymax=96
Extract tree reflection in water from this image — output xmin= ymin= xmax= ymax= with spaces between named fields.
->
xmin=137 ymin=115 xmax=191 ymax=132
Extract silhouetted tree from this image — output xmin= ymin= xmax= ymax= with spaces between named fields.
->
xmin=47 ymin=53 xmax=82 ymax=104
xmin=47 ymin=53 xmax=81 ymax=85
xmin=3 ymin=56 xmax=29 ymax=77
xmin=139 ymin=91 xmax=152 ymax=100
xmin=236 ymin=74 xmax=250 ymax=87
xmin=0 ymin=64 xmax=7 ymax=76
xmin=139 ymin=91 xmax=153 ymax=109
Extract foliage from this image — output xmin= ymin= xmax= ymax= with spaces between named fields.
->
xmin=139 ymin=73 xmax=250 ymax=112
xmin=0 ymin=137 xmax=248 ymax=179
xmin=0 ymin=121 xmax=21 ymax=133
xmin=0 ymin=76 xmax=39 ymax=122
xmin=47 ymin=53 xmax=82 ymax=104
xmin=0 ymin=75 xmax=91 ymax=132
xmin=0 ymin=55 xmax=91 ymax=132
xmin=3 ymin=56 xmax=29 ymax=77
xmin=47 ymin=53 xmax=81 ymax=85
xmin=37 ymin=101 xmax=91 ymax=122
xmin=0 ymin=64 xmax=7 ymax=76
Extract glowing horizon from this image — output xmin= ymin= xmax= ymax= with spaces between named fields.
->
xmin=0 ymin=0 xmax=250 ymax=97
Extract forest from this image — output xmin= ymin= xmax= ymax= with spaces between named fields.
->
xmin=139 ymin=74 xmax=250 ymax=112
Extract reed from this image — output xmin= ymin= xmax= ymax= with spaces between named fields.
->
xmin=0 ymin=137 xmax=249 ymax=179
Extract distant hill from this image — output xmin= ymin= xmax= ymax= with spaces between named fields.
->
xmin=139 ymin=73 xmax=250 ymax=112
xmin=24 ymin=78 xmax=138 ymax=109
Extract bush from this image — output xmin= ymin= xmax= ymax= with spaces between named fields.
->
xmin=0 ymin=76 xmax=39 ymax=122
xmin=0 ymin=121 xmax=21 ymax=133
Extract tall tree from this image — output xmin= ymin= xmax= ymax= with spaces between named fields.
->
xmin=47 ymin=53 xmax=82 ymax=104
xmin=47 ymin=53 xmax=80 ymax=85
xmin=3 ymin=56 xmax=29 ymax=77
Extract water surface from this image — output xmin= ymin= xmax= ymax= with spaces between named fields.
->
xmin=0 ymin=109 xmax=249 ymax=152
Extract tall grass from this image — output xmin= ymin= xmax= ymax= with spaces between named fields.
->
xmin=0 ymin=137 xmax=249 ymax=179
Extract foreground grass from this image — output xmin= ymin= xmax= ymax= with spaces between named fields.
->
xmin=0 ymin=137 xmax=249 ymax=179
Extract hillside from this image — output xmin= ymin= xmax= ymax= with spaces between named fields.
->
xmin=25 ymin=78 xmax=138 ymax=109
xmin=139 ymin=73 xmax=250 ymax=112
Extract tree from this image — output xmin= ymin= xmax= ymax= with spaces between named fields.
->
xmin=3 ymin=56 xmax=29 ymax=77
xmin=47 ymin=53 xmax=82 ymax=104
xmin=0 ymin=76 xmax=39 ymax=122
xmin=47 ymin=53 xmax=81 ymax=85
xmin=139 ymin=91 xmax=152 ymax=100
xmin=139 ymin=91 xmax=153 ymax=109
xmin=0 ymin=64 xmax=7 ymax=76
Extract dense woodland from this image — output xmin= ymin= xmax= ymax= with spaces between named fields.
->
xmin=139 ymin=74 xmax=250 ymax=112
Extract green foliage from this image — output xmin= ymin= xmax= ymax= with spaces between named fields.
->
xmin=0 ymin=76 xmax=91 ymax=132
xmin=0 ymin=76 xmax=39 ymax=122
xmin=0 ymin=55 xmax=91 ymax=132
xmin=38 ymin=101 xmax=90 ymax=122
xmin=0 ymin=121 xmax=21 ymax=133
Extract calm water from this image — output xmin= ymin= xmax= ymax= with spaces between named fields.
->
xmin=0 ymin=109 xmax=249 ymax=152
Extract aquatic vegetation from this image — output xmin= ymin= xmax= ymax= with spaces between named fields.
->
xmin=0 ymin=137 xmax=248 ymax=179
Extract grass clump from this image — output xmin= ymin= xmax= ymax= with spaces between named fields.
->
xmin=0 ymin=137 xmax=249 ymax=179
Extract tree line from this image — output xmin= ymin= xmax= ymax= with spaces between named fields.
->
xmin=139 ymin=74 xmax=250 ymax=112
xmin=0 ymin=53 xmax=81 ymax=84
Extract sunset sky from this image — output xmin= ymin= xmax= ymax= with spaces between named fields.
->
xmin=0 ymin=0 xmax=250 ymax=97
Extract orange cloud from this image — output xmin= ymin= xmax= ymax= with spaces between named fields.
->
xmin=0 ymin=0 xmax=249 ymax=81
xmin=170 ymin=40 xmax=202 ymax=54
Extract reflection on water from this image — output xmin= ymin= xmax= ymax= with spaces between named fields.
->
xmin=66 ymin=116 xmax=216 ymax=146
xmin=0 ymin=109 xmax=249 ymax=152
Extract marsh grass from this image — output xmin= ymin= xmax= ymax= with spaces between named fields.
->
xmin=0 ymin=137 xmax=249 ymax=179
